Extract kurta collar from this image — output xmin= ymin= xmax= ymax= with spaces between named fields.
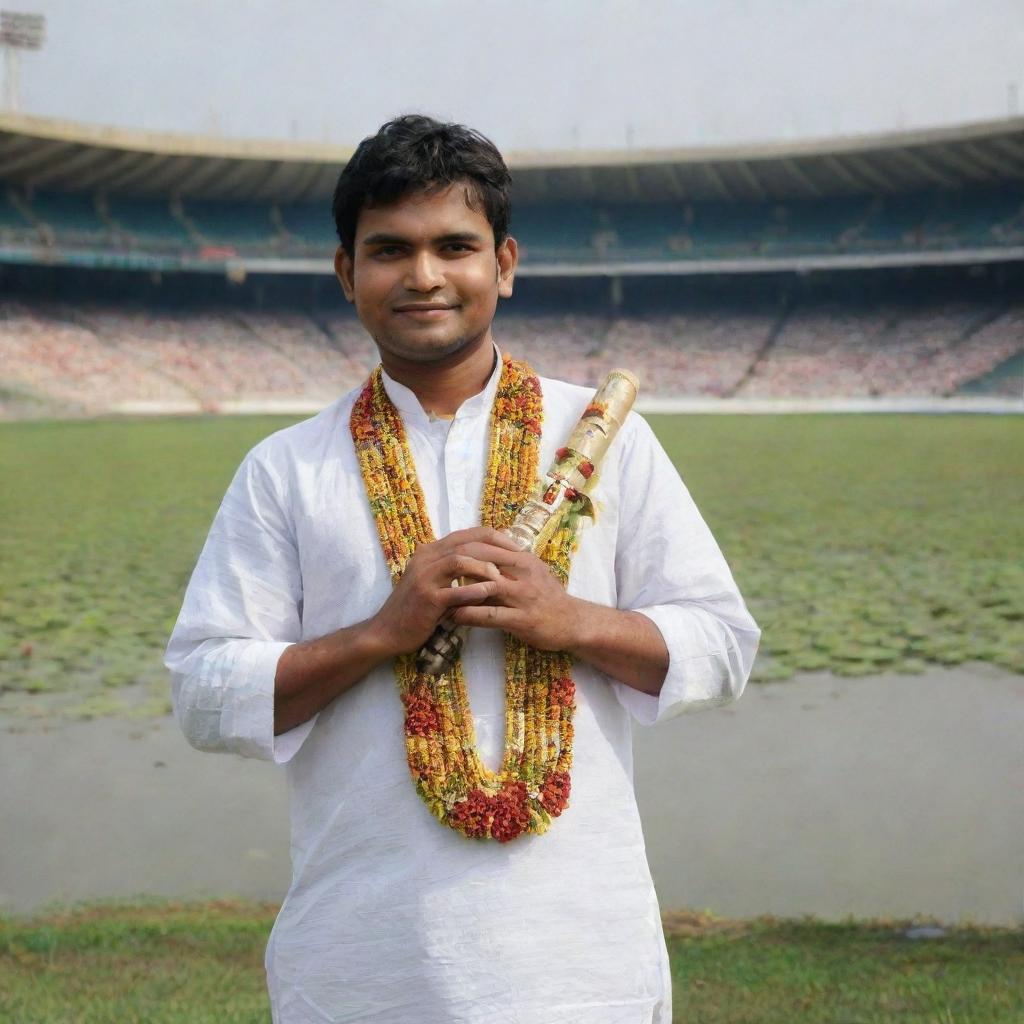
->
xmin=380 ymin=344 xmax=503 ymax=425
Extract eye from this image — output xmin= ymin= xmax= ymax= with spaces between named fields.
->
xmin=444 ymin=243 xmax=472 ymax=254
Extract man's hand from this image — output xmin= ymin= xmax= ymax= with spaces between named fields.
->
xmin=446 ymin=543 xmax=584 ymax=652
xmin=369 ymin=527 xmax=523 ymax=657
xmin=277 ymin=528 xmax=524 ymax=736
xmin=447 ymin=539 xmax=669 ymax=697
xmin=276 ymin=528 xmax=669 ymax=737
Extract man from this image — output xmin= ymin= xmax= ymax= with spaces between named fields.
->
xmin=166 ymin=114 xmax=760 ymax=1024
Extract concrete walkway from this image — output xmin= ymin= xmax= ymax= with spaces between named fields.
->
xmin=2 ymin=664 xmax=1021 ymax=926
xmin=636 ymin=662 xmax=1023 ymax=928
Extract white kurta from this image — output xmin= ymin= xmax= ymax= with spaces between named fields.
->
xmin=166 ymin=349 xmax=760 ymax=1024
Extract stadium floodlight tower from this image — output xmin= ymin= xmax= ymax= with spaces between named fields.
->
xmin=1 ymin=9 xmax=45 ymax=113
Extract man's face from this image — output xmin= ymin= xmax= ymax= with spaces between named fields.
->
xmin=334 ymin=181 xmax=517 ymax=367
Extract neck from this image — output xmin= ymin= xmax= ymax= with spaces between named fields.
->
xmin=381 ymin=333 xmax=497 ymax=417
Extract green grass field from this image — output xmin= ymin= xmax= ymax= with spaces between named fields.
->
xmin=1 ymin=900 xmax=1020 ymax=1023
xmin=0 ymin=414 xmax=1021 ymax=719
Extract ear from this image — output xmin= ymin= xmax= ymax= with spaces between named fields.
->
xmin=496 ymin=235 xmax=518 ymax=299
xmin=334 ymin=246 xmax=355 ymax=303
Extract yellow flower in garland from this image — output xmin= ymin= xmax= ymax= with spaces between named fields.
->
xmin=350 ymin=355 xmax=583 ymax=842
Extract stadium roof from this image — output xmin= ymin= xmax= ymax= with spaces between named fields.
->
xmin=2 ymin=111 xmax=1024 ymax=204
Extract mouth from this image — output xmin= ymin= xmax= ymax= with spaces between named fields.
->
xmin=393 ymin=304 xmax=458 ymax=320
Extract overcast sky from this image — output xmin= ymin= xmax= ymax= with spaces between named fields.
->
xmin=6 ymin=0 xmax=1024 ymax=151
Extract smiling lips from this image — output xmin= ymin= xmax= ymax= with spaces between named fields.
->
xmin=394 ymin=303 xmax=458 ymax=319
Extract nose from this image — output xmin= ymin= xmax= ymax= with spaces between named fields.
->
xmin=404 ymin=250 xmax=445 ymax=292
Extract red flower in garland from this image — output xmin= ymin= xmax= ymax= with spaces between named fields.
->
xmin=549 ymin=676 xmax=576 ymax=707
xmin=351 ymin=385 xmax=377 ymax=441
xmin=539 ymin=771 xmax=571 ymax=817
xmin=450 ymin=788 xmax=492 ymax=839
xmin=402 ymin=686 xmax=440 ymax=737
xmin=490 ymin=781 xmax=531 ymax=843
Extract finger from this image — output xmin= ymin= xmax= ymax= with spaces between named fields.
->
xmin=408 ymin=536 xmax=491 ymax=574
xmin=450 ymin=602 xmax=519 ymax=630
xmin=448 ymin=542 xmax=534 ymax=573
xmin=437 ymin=527 xmax=522 ymax=553
xmin=441 ymin=579 xmax=500 ymax=608
xmin=437 ymin=554 xmax=503 ymax=585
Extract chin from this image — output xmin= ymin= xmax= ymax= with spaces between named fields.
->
xmin=377 ymin=332 xmax=482 ymax=364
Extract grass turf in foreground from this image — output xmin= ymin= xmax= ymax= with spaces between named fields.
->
xmin=648 ymin=414 xmax=1024 ymax=683
xmin=0 ymin=413 xmax=1021 ymax=718
xmin=0 ymin=900 xmax=1020 ymax=1023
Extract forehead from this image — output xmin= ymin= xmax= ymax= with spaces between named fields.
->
xmin=355 ymin=182 xmax=493 ymax=242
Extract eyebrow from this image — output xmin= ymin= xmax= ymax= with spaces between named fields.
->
xmin=360 ymin=231 xmax=487 ymax=247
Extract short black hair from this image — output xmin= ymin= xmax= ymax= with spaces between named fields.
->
xmin=331 ymin=114 xmax=512 ymax=254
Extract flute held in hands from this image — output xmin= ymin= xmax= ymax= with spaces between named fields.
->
xmin=415 ymin=368 xmax=640 ymax=677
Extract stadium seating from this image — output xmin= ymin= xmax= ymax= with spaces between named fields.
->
xmin=5 ymin=186 xmax=1021 ymax=267
xmin=184 ymin=200 xmax=283 ymax=252
xmin=30 ymin=193 xmax=110 ymax=246
xmin=2 ymin=298 xmax=1019 ymax=413
xmin=511 ymin=204 xmax=606 ymax=262
xmin=735 ymin=300 xmax=1024 ymax=397
xmin=0 ymin=301 xmax=194 ymax=408
xmin=959 ymin=349 xmax=1024 ymax=397
xmin=279 ymin=205 xmax=336 ymax=252
xmin=104 ymin=197 xmax=191 ymax=251
xmin=0 ymin=191 xmax=36 ymax=243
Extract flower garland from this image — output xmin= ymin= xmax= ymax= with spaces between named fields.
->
xmin=350 ymin=355 xmax=585 ymax=842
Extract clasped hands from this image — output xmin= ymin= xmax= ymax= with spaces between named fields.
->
xmin=371 ymin=527 xmax=584 ymax=658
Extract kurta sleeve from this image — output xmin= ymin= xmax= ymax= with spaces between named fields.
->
xmin=611 ymin=413 xmax=761 ymax=725
xmin=164 ymin=442 xmax=317 ymax=764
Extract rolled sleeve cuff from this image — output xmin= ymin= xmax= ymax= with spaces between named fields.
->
xmin=611 ymin=604 xmax=753 ymax=726
xmin=173 ymin=639 xmax=318 ymax=765
xmin=272 ymin=710 xmax=319 ymax=765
